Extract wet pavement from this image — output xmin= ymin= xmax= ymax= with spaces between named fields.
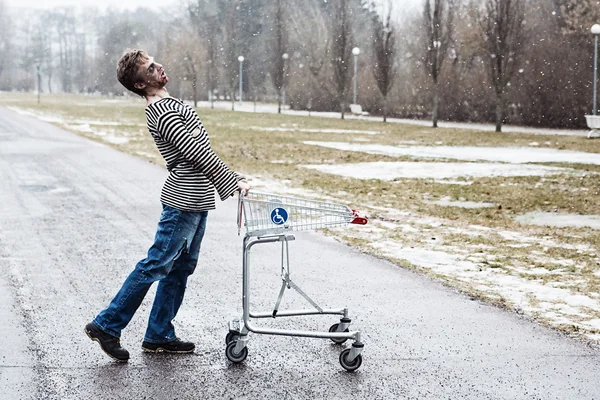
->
xmin=0 ymin=106 xmax=599 ymax=400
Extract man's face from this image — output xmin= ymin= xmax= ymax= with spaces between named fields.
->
xmin=136 ymin=56 xmax=168 ymax=92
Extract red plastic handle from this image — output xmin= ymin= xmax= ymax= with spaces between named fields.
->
xmin=351 ymin=210 xmax=368 ymax=225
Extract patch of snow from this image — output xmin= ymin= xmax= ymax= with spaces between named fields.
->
xmin=300 ymin=161 xmax=576 ymax=180
xmin=102 ymin=135 xmax=131 ymax=145
xmin=588 ymin=319 xmax=600 ymax=330
xmin=303 ymin=141 xmax=600 ymax=165
xmin=435 ymin=180 xmax=473 ymax=185
xmin=249 ymin=126 xmax=381 ymax=135
xmin=65 ymin=123 xmax=93 ymax=133
xmin=424 ymin=196 xmax=495 ymax=209
xmin=71 ymin=119 xmax=145 ymax=127
xmin=6 ymin=106 xmax=65 ymax=123
xmin=135 ymin=151 xmax=157 ymax=158
xmin=516 ymin=212 xmax=600 ymax=230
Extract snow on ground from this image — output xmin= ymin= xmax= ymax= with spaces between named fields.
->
xmin=300 ymin=161 xmax=577 ymax=180
xmin=6 ymin=106 xmax=65 ymax=123
xmin=194 ymin=100 xmax=589 ymax=137
xmin=245 ymin=176 xmax=600 ymax=342
xmin=8 ymin=103 xmax=600 ymax=342
xmin=247 ymin=126 xmax=382 ymax=135
xmin=6 ymin=106 xmax=144 ymax=127
xmin=516 ymin=212 xmax=600 ymax=230
xmin=424 ymin=196 xmax=495 ymax=208
xmin=8 ymin=107 xmax=137 ymax=145
xmin=303 ymin=141 xmax=600 ymax=165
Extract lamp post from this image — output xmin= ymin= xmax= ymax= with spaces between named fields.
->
xmin=586 ymin=24 xmax=600 ymax=138
xmin=592 ymin=25 xmax=600 ymax=115
xmin=238 ymin=56 xmax=244 ymax=105
xmin=282 ymin=53 xmax=289 ymax=109
xmin=352 ymin=47 xmax=360 ymax=105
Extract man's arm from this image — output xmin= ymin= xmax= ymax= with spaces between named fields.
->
xmin=157 ymin=111 xmax=239 ymax=200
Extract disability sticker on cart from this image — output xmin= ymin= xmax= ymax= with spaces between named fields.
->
xmin=270 ymin=207 xmax=289 ymax=225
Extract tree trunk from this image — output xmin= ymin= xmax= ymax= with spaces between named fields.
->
xmin=278 ymin=89 xmax=282 ymax=114
xmin=495 ymin=91 xmax=504 ymax=132
xmin=432 ymin=80 xmax=439 ymax=128
xmin=341 ymin=100 xmax=345 ymax=120
xmin=383 ymin=95 xmax=388 ymax=123
xmin=192 ymin=76 xmax=197 ymax=107
xmin=231 ymin=90 xmax=235 ymax=111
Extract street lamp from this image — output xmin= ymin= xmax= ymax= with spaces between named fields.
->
xmin=592 ymin=24 xmax=600 ymax=115
xmin=352 ymin=47 xmax=360 ymax=105
xmin=586 ymin=24 xmax=600 ymax=138
xmin=238 ymin=56 xmax=244 ymax=105
xmin=282 ymin=53 xmax=289 ymax=108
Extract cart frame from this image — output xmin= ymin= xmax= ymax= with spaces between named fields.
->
xmin=225 ymin=192 xmax=367 ymax=371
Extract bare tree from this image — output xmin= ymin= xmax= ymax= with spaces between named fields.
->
xmin=52 ymin=8 xmax=77 ymax=92
xmin=289 ymin=0 xmax=334 ymax=112
xmin=559 ymin=0 xmax=600 ymax=35
xmin=422 ymin=0 xmax=454 ymax=127
xmin=270 ymin=0 xmax=288 ymax=114
xmin=40 ymin=12 xmax=54 ymax=93
xmin=221 ymin=1 xmax=240 ymax=110
xmin=331 ymin=0 xmax=354 ymax=119
xmin=0 ymin=0 xmax=11 ymax=85
xmin=290 ymin=0 xmax=335 ymax=115
xmin=372 ymin=0 xmax=396 ymax=122
xmin=184 ymin=51 xmax=200 ymax=107
xmin=188 ymin=0 xmax=220 ymax=107
xmin=479 ymin=0 xmax=525 ymax=132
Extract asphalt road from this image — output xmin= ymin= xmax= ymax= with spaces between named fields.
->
xmin=0 ymin=106 xmax=599 ymax=400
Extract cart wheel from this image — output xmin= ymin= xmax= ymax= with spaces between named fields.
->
xmin=339 ymin=349 xmax=362 ymax=372
xmin=226 ymin=341 xmax=248 ymax=363
xmin=225 ymin=331 xmax=240 ymax=345
xmin=328 ymin=323 xmax=349 ymax=344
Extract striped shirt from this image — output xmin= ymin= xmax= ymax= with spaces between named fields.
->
xmin=145 ymin=97 xmax=239 ymax=212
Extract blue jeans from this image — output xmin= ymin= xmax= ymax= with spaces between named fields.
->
xmin=93 ymin=204 xmax=208 ymax=343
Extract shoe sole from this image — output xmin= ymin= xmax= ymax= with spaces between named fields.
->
xmin=84 ymin=328 xmax=129 ymax=363
xmin=141 ymin=346 xmax=195 ymax=354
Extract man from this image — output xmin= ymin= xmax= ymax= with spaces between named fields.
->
xmin=85 ymin=49 xmax=250 ymax=362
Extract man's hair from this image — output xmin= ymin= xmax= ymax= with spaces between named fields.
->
xmin=116 ymin=49 xmax=150 ymax=97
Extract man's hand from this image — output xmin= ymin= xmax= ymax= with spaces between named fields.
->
xmin=237 ymin=180 xmax=250 ymax=196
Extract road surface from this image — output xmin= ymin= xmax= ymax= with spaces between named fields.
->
xmin=0 ymin=106 xmax=599 ymax=399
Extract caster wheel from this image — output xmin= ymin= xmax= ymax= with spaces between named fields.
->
xmin=226 ymin=341 xmax=248 ymax=363
xmin=226 ymin=331 xmax=240 ymax=345
xmin=329 ymin=323 xmax=349 ymax=344
xmin=339 ymin=348 xmax=362 ymax=372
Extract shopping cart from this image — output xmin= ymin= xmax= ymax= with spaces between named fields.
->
xmin=225 ymin=191 xmax=368 ymax=371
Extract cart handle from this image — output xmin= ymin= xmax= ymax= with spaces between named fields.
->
xmin=351 ymin=210 xmax=368 ymax=225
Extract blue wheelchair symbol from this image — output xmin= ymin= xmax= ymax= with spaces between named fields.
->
xmin=270 ymin=208 xmax=289 ymax=225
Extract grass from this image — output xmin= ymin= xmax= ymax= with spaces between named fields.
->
xmin=3 ymin=91 xmax=600 ymax=343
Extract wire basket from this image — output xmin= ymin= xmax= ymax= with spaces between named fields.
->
xmin=238 ymin=192 xmax=365 ymax=236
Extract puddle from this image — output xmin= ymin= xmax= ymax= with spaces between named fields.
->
xmin=515 ymin=212 xmax=600 ymax=230
xmin=303 ymin=142 xmax=600 ymax=165
xmin=300 ymin=161 xmax=576 ymax=180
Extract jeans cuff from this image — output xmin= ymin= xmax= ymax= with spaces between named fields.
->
xmin=92 ymin=319 xmax=121 ymax=339
xmin=143 ymin=335 xmax=177 ymax=344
